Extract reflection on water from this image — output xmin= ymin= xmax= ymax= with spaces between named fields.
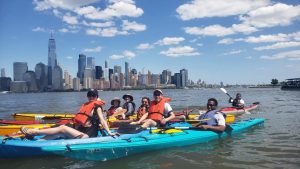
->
xmin=0 ymin=88 xmax=300 ymax=169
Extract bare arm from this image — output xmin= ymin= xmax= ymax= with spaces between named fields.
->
xmin=96 ymin=107 xmax=113 ymax=135
xmin=199 ymin=125 xmax=226 ymax=132
xmin=161 ymin=111 xmax=175 ymax=125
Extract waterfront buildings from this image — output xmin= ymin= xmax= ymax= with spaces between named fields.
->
xmin=13 ymin=62 xmax=28 ymax=81
xmin=23 ymin=71 xmax=38 ymax=92
xmin=125 ymin=62 xmax=129 ymax=86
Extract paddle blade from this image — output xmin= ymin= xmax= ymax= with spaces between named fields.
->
xmin=220 ymin=88 xmax=227 ymax=94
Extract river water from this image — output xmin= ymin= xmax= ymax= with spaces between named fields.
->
xmin=0 ymin=88 xmax=299 ymax=169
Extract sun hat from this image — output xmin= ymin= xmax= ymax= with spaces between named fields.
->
xmin=122 ymin=94 xmax=133 ymax=101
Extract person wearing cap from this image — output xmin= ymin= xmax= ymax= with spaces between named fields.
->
xmin=121 ymin=94 xmax=136 ymax=119
xmin=131 ymin=89 xmax=175 ymax=128
xmin=106 ymin=97 xmax=124 ymax=117
xmin=229 ymin=93 xmax=245 ymax=108
xmin=20 ymin=89 xmax=116 ymax=140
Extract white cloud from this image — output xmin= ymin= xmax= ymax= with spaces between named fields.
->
xmin=231 ymin=24 xmax=258 ymax=34
xmin=223 ymin=50 xmax=243 ymax=55
xmin=83 ymin=21 xmax=114 ymax=28
xmin=123 ymin=50 xmax=136 ymax=59
xmin=137 ymin=43 xmax=153 ymax=50
xmin=156 ymin=37 xmax=185 ymax=45
xmin=176 ymin=0 xmax=269 ymax=20
xmin=66 ymin=56 xmax=73 ymax=59
xmin=110 ymin=54 xmax=124 ymax=60
xmin=254 ymin=41 xmax=300 ymax=51
xmin=122 ymin=20 xmax=146 ymax=32
xmin=33 ymin=0 xmax=99 ymax=11
xmin=184 ymin=25 xmax=235 ymax=37
xmin=63 ymin=13 xmax=78 ymax=25
xmin=160 ymin=46 xmax=200 ymax=57
xmin=260 ymin=50 xmax=300 ymax=60
xmin=82 ymin=46 xmax=102 ymax=53
xmin=75 ymin=1 xmax=143 ymax=20
xmin=218 ymin=38 xmax=235 ymax=44
xmin=244 ymin=33 xmax=290 ymax=43
xmin=32 ymin=27 xmax=46 ymax=32
xmin=86 ymin=27 xmax=122 ymax=37
xmin=240 ymin=3 xmax=300 ymax=28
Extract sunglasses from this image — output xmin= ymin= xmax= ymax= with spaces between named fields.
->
xmin=207 ymin=103 xmax=215 ymax=107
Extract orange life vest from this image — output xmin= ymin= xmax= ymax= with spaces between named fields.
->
xmin=148 ymin=97 xmax=171 ymax=121
xmin=74 ymin=100 xmax=105 ymax=125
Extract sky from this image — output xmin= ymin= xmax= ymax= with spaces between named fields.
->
xmin=0 ymin=0 xmax=299 ymax=85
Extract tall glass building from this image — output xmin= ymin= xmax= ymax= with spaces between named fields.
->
xmin=87 ymin=57 xmax=95 ymax=69
xmin=125 ymin=62 xmax=129 ymax=86
xmin=77 ymin=54 xmax=86 ymax=84
xmin=48 ymin=34 xmax=57 ymax=85
xmin=13 ymin=62 xmax=28 ymax=81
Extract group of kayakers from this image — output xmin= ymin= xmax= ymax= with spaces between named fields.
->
xmin=20 ymin=89 xmax=245 ymax=140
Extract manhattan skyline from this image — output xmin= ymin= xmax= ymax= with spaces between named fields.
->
xmin=0 ymin=0 xmax=300 ymax=84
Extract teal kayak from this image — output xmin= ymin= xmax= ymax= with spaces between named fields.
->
xmin=42 ymin=118 xmax=265 ymax=161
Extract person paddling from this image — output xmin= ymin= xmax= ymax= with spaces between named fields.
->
xmin=229 ymin=93 xmax=245 ymax=109
xmin=20 ymin=89 xmax=116 ymax=140
xmin=197 ymin=98 xmax=226 ymax=132
xmin=131 ymin=89 xmax=175 ymax=128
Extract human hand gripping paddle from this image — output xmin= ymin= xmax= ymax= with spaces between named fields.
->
xmin=220 ymin=88 xmax=251 ymax=114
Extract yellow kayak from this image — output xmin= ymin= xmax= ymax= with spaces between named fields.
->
xmin=12 ymin=113 xmax=75 ymax=121
xmin=0 ymin=124 xmax=56 ymax=136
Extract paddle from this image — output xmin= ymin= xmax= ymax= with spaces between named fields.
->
xmin=220 ymin=88 xmax=233 ymax=98
xmin=220 ymin=88 xmax=250 ymax=114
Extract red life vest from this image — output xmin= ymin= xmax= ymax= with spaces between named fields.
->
xmin=148 ymin=97 xmax=171 ymax=121
xmin=137 ymin=106 xmax=147 ymax=119
xmin=74 ymin=100 xmax=105 ymax=125
xmin=107 ymin=106 xmax=118 ymax=116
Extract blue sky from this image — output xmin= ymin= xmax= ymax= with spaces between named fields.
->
xmin=0 ymin=0 xmax=299 ymax=84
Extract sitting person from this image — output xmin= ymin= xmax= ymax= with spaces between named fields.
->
xmin=136 ymin=97 xmax=151 ymax=120
xmin=131 ymin=89 xmax=175 ymax=128
xmin=106 ymin=97 xmax=125 ymax=118
xmin=121 ymin=94 xmax=136 ymax=119
xmin=197 ymin=98 xmax=226 ymax=132
xmin=20 ymin=89 xmax=116 ymax=140
xmin=229 ymin=93 xmax=245 ymax=108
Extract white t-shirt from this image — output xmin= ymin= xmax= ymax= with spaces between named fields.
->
xmin=163 ymin=103 xmax=173 ymax=117
xmin=239 ymin=99 xmax=245 ymax=105
xmin=214 ymin=112 xmax=226 ymax=126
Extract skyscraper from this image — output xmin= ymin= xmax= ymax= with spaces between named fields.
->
xmin=162 ymin=69 xmax=172 ymax=84
xmin=48 ymin=34 xmax=57 ymax=85
xmin=180 ymin=69 xmax=188 ymax=87
xmin=104 ymin=60 xmax=109 ymax=81
xmin=52 ymin=65 xmax=63 ymax=90
xmin=35 ymin=62 xmax=48 ymax=91
xmin=77 ymin=54 xmax=86 ymax=84
xmin=1 ymin=68 xmax=5 ymax=77
xmin=114 ymin=65 xmax=122 ymax=74
xmin=87 ymin=57 xmax=95 ymax=69
xmin=125 ymin=62 xmax=129 ymax=86
xmin=95 ymin=66 xmax=103 ymax=79
xmin=13 ymin=62 xmax=28 ymax=81
xmin=23 ymin=71 xmax=38 ymax=92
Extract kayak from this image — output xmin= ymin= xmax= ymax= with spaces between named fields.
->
xmin=220 ymin=103 xmax=259 ymax=115
xmin=0 ymin=124 xmax=56 ymax=136
xmin=0 ymin=119 xmax=41 ymax=125
xmin=0 ymin=118 xmax=264 ymax=159
xmin=12 ymin=113 xmax=75 ymax=121
xmin=0 ymin=122 xmax=191 ymax=158
xmin=42 ymin=118 xmax=264 ymax=161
